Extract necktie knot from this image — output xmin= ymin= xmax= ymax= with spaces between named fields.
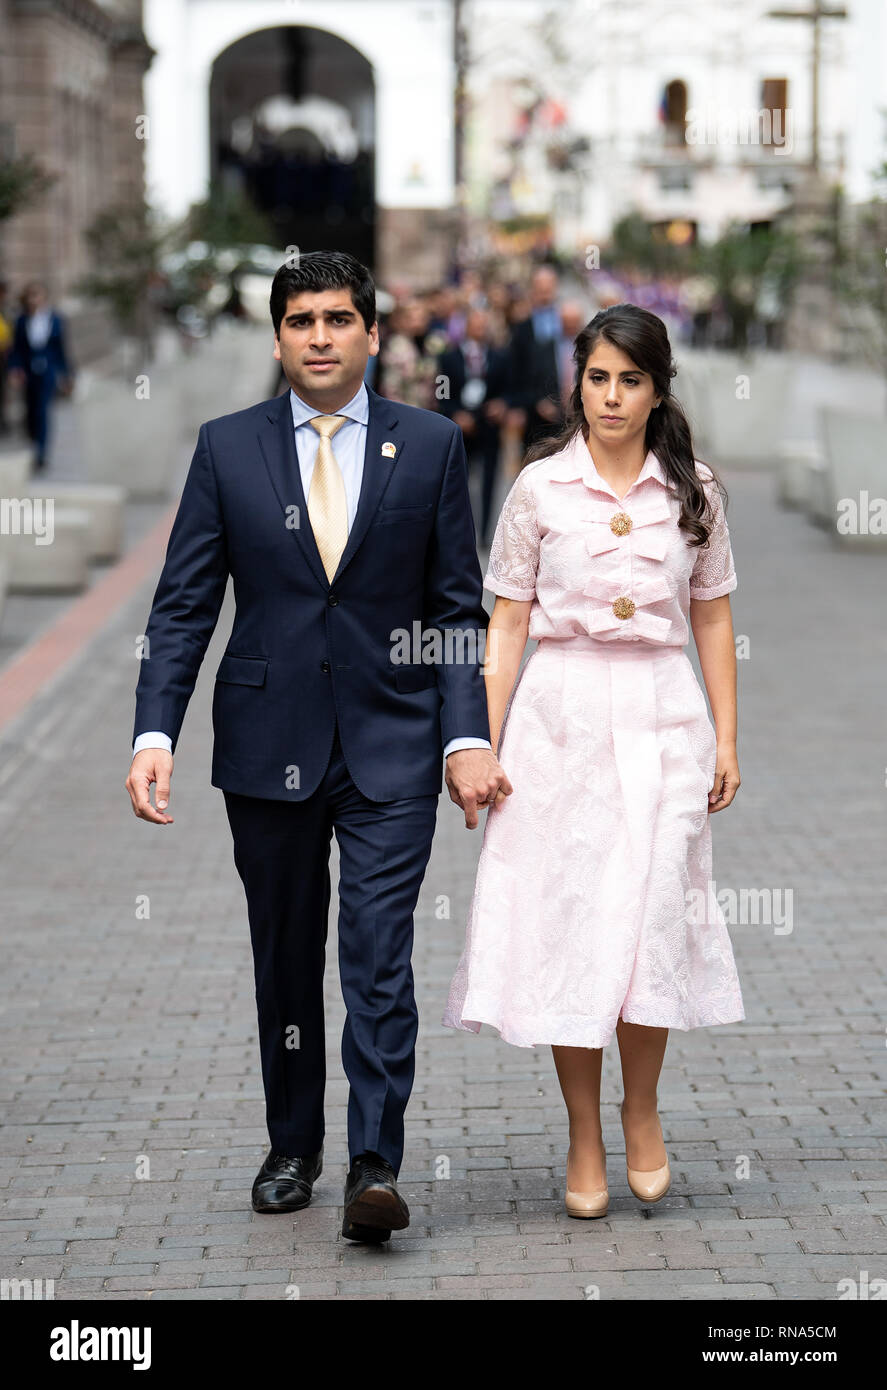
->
xmin=310 ymin=414 xmax=347 ymax=440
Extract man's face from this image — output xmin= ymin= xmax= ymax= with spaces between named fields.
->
xmin=560 ymin=306 xmax=585 ymax=340
xmin=465 ymin=309 xmax=488 ymax=341
xmin=531 ymin=269 xmax=558 ymax=308
xmin=274 ymin=288 xmax=379 ymax=406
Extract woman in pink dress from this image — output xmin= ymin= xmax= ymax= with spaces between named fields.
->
xmin=442 ymin=303 xmax=744 ymax=1218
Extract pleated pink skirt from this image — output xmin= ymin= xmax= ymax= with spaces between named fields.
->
xmin=442 ymin=635 xmax=745 ymax=1048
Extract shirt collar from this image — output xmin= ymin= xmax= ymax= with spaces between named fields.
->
xmin=549 ymin=430 xmax=673 ymax=497
xmin=532 ymin=304 xmax=559 ymax=339
xmin=289 ymin=379 xmax=368 ymax=430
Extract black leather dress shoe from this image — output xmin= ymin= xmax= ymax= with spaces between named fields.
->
xmin=341 ymin=1151 xmax=409 ymax=1241
xmin=251 ymin=1148 xmax=323 ymax=1213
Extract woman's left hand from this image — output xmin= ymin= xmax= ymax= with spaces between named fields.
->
xmin=709 ymin=743 xmax=740 ymax=812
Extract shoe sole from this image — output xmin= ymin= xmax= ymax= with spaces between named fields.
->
xmin=344 ymin=1183 xmax=410 ymax=1232
xmin=341 ymin=1219 xmax=392 ymax=1243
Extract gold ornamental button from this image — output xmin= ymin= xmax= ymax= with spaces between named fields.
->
xmin=612 ymin=596 xmax=636 ymax=620
xmin=610 ymin=511 xmax=632 ymax=536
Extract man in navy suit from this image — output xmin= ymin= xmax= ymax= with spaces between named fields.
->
xmin=6 ymin=280 xmax=75 ymax=471
xmin=125 ymin=251 xmax=512 ymax=1242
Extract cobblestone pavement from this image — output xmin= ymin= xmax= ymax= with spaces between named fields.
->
xmin=0 ymin=431 xmax=885 ymax=1300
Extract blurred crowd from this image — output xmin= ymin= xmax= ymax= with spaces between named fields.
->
xmin=369 ymin=264 xmax=592 ymax=547
xmin=362 ymin=259 xmax=774 ymax=547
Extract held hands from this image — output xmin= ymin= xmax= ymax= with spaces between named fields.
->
xmin=445 ymin=748 xmax=513 ymax=829
xmin=709 ymin=742 xmax=740 ymax=813
xmin=125 ymin=749 xmax=175 ymax=824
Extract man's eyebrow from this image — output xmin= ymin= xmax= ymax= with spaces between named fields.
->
xmin=286 ymin=307 xmax=356 ymax=317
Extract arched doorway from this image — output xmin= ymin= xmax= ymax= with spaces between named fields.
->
xmin=210 ymin=26 xmax=376 ymax=266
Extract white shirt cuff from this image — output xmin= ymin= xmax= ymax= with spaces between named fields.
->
xmin=444 ymin=737 xmax=492 ymax=758
xmin=133 ymin=731 xmax=173 ymax=756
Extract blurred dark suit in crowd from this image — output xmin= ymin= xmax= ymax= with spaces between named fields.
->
xmin=436 ymin=307 xmax=510 ymax=548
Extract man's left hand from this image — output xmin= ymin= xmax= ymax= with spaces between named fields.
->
xmin=445 ymin=748 xmax=513 ymax=829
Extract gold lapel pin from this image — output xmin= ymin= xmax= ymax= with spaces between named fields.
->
xmin=381 ymin=441 xmax=397 ymax=457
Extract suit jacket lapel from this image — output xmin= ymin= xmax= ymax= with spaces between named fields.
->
xmin=257 ymin=383 xmax=406 ymax=590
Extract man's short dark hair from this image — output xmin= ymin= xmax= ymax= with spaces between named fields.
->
xmin=270 ymin=251 xmax=376 ymax=336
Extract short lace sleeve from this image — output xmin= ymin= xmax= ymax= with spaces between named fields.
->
xmin=689 ymin=465 xmax=737 ymax=600
xmin=484 ymin=467 xmax=540 ymax=600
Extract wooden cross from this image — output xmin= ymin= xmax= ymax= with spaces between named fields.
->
xmin=768 ymin=1 xmax=848 ymax=172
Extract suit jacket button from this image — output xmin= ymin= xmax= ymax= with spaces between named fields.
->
xmin=320 ymin=660 xmax=331 ymax=673
xmin=328 ymin=593 xmax=338 ymax=606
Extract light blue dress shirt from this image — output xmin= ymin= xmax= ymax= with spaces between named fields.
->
xmin=132 ymin=382 xmax=492 ymax=762
xmin=531 ymin=304 xmax=560 ymax=343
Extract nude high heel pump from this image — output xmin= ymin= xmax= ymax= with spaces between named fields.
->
xmin=621 ymin=1102 xmax=671 ymax=1204
xmin=564 ymin=1142 xmax=609 ymax=1219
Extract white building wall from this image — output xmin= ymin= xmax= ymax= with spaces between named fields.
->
xmin=469 ymin=0 xmax=873 ymax=248
xmin=143 ymin=0 xmax=455 ymax=220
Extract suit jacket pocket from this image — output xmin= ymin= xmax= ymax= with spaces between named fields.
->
xmin=215 ymin=654 xmax=268 ymax=686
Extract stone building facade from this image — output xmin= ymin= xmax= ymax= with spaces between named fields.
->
xmin=0 ymin=0 xmax=153 ymax=357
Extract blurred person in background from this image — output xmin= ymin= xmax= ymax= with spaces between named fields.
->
xmin=483 ymin=280 xmax=515 ymax=349
xmin=6 ymin=280 xmax=75 ymax=472
xmin=0 ymin=280 xmax=12 ymax=434
xmin=436 ymin=305 xmax=510 ymax=547
xmin=555 ymin=301 xmax=588 ymax=424
xmin=426 ymin=284 xmax=463 ymax=344
xmin=378 ymin=297 xmax=440 ymax=409
xmin=506 ymin=264 xmax=564 ymax=450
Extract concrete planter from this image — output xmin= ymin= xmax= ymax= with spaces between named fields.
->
xmin=819 ymin=407 xmax=887 ymax=548
xmin=25 ymin=482 xmax=125 ymax=561
xmin=7 ymin=504 xmax=91 ymax=592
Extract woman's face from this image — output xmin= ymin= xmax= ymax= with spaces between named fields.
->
xmin=403 ymin=300 xmax=429 ymax=336
xmin=580 ymin=338 xmax=660 ymax=451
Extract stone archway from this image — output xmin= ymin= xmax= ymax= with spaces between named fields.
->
xmin=210 ymin=26 xmax=375 ymax=267
xmin=144 ymin=1 xmax=458 ymax=285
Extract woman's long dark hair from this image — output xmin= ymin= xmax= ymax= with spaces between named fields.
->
xmin=524 ymin=302 xmax=725 ymax=548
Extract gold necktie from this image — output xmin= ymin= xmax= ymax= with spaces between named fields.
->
xmin=307 ymin=414 xmax=348 ymax=582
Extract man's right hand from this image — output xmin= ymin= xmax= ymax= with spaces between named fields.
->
xmin=125 ymin=749 xmax=175 ymax=824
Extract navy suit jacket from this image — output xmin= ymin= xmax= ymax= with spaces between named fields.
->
xmin=7 ymin=311 xmax=72 ymax=384
xmin=133 ymin=384 xmax=492 ymax=802
xmin=436 ymin=342 xmax=512 ymax=419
